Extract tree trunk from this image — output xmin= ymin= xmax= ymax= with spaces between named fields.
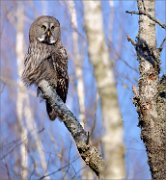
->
xmin=16 ymin=4 xmax=28 ymax=179
xmin=67 ymin=1 xmax=94 ymax=179
xmin=129 ymin=0 xmax=166 ymax=179
xmin=67 ymin=1 xmax=86 ymax=129
xmin=16 ymin=3 xmax=48 ymax=178
xmin=83 ymin=1 xmax=125 ymax=179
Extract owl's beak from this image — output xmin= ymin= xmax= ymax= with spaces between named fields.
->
xmin=47 ymin=30 xmax=51 ymax=37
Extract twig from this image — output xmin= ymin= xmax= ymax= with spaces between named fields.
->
xmin=126 ymin=10 xmax=166 ymax=30
xmin=38 ymin=80 xmax=104 ymax=177
xmin=0 ymin=128 xmax=45 ymax=160
xmin=127 ymin=35 xmax=136 ymax=46
xmin=39 ymin=157 xmax=79 ymax=180
xmin=159 ymin=37 xmax=166 ymax=52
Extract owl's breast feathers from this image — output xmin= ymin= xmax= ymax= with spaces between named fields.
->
xmin=22 ymin=42 xmax=69 ymax=102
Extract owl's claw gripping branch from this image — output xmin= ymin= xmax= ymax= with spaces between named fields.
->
xmin=38 ymin=80 xmax=104 ymax=177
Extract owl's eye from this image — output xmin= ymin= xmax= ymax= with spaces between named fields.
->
xmin=41 ymin=25 xmax=46 ymax=31
xmin=51 ymin=25 xmax=55 ymax=30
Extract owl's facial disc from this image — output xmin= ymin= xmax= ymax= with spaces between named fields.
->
xmin=37 ymin=22 xmax=57 ymax=44
xmin=37 ymin=31 xmax=55 ymax=44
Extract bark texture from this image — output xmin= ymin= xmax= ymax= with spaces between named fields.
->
xmin=38 ymin=80 xmax=104 ymax=177
xmin=128 ymin=0 xmax=166 ymax=179
xmin=83 ymin=1 xmax=125 ymax=179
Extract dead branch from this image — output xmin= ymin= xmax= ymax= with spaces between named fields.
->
xmin=38 ymin=80 xmax=104 ymax=177
xmin=126 ymin=10 xmax=166 ymax=30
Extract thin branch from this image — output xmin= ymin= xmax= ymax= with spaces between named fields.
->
xmin=127 ymin=35 xmax=136 ymax=46
xmin=159 ymin=37 xmax=166 ymax=52
xmin=38 ymin=80 xmax=104 ymax=177
xmin=5 ymin=162 xmax=11 ymax=180
xmin=126 ymin=10 xmax=166 ymax=30
xmin=0 ymin=128 xmax=45 ymax=160
xmin=39 ymin=157 xmax=79 ymax=180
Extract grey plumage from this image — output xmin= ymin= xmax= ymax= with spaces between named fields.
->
xmin=22 ymin=16 xmax=69 ymax=120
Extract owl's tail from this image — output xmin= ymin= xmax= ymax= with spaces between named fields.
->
xmin=46 ymin=102 xmax=57 ymax=121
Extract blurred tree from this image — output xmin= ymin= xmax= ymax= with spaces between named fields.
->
xmin=66 ymin=1 xmax=94 ymax=179
xmin=67 ymin=1 xmax=86 ymax=129
xmin=15 ymin=2 xmax=48 ymax=178
xmin=83 ymin=1 xmax=125 ymax=179
xmin=16 ymin=4 xmax=28 ymax=178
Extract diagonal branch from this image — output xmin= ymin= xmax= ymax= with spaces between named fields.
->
xmin=127 ymin=35 xmax=136 ymax=47
xmin=126 ymin=10 xmax=166 ymax=30
xmin=159 ymin=37 xmax=166 ymax=52
xmin=38 ymin=80 xmax=104 ymax=177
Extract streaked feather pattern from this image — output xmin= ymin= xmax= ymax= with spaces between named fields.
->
xmin=22 ymin=16 xmax=69 ymax=120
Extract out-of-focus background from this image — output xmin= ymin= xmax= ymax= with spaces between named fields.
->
xmin=0 ymin=1 xmax=165 ymax=179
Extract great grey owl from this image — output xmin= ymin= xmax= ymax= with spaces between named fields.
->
xmin=22 ymin=16 xmax=69 ymax=121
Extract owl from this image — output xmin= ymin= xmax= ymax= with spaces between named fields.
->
xmin=22 ymin=16 xmax=69 ymax=121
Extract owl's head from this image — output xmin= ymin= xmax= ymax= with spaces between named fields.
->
xmin=29 ymin=16 xmax=60 ymax=45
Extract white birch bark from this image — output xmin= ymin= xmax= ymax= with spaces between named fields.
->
xmin=16 ymin=3 xmax=48 ymax=178
xmin=83 ymin=1 xmax=125 ymax=178
xmin=67 ymin=1 xmax=86 ymax=128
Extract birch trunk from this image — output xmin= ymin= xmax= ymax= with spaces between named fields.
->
xmin=16 ymin=3 xmax=48 ymax=178
xmin=67 ymin=2 xmax=94 ymax=178
xmin=83 ymin=1 xmax=125 ymax=178
xmin=130 ymin=0 xmax=166 ymax=179
xmin=16 ymin=4 xmax=29 ymax=179
xmin=67 ymin=1 xmax=86 ymax=129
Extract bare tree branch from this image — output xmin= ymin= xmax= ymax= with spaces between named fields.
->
xmin=38 ymin=80 xmax=104 ymax=177
xmin=126 ymin=10 xmax=166 ymax=30
xmin=127 ymin=35 xmax=136 ymax=47
xmin=159 ymin=37 xmax=166 ymax=52
xmin=0 ymin=128 xmax=45 ymax=161
xmin=39 ymin=156 xmax=79 ymax=180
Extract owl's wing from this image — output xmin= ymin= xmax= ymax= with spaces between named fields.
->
xmin=22 ymin=43 xmax=54 ymax=86
xmin=52 ymin=46 xmax=69 ymax=102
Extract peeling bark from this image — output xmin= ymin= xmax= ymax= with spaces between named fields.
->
xmin=38 ymin=80 xmax=104 ymax=177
